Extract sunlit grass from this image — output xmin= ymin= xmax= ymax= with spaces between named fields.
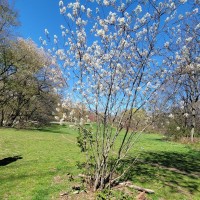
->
xmin=0 ymin=125 xmax=199 ymax=199
xmin=0 ymin=126 xmax=81 ymax=200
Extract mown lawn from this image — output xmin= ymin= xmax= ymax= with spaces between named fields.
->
xmin=0 ymin=125 xmax=200 ymax=200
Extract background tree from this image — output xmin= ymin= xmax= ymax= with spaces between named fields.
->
xmin=0 ymin=0 xmax=64 ymax=127
xmin=161 ymin=7 xmax=200 ymax=142
xmin=121 ymin=108 xmax=149 ymax=132
xmin=0 ymin=37 xmax=62 ymax=127
xmin=0 ymin=0 xmax=19 ymax=42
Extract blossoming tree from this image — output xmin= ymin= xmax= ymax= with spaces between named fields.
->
xmin=41 ymin=0 xmax=199 ymax=190
xmin=162 ymin=7 xmax=200 ymax=142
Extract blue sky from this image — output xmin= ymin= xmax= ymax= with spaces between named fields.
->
xmin=13 ymin=0 xmax=193 ymax=46
xmin=13 ymin=0 xmax=63 ymax=45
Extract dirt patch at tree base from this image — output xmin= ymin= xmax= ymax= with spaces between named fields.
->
xmin=59 ymin=190 xmax=95 ymax=200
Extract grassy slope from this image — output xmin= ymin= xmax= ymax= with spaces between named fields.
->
xmin=0 ymin=125 xmax=82 ymax=200
xmin=0 ymin=125 xmax=199 ymax=200
xmin=117 ymin=133 xmax=200 ymax=200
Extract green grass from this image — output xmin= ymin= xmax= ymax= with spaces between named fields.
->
xmin=116 ymin=133 xmax=200 ymax=200
xmin=0 ymin=125 xmax=200 ymax=200
xmin=0 ymin=125 xmax=82 ymax=200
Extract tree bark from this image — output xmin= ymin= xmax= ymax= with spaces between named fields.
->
xmin=0 ymin=109 xmax=4 ymax=126
xmin=191 ymin=107 xmax=196 ymax=143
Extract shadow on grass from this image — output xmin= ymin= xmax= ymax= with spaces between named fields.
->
xmin=35 ymin=125 xmax=71 ymax=134
xmin=143 ymin=151 xmax=200 ymax=174
xmin=117 ymin=150 xmax=200 ymax=195
xmin=36 ymin=128 xmax=69 ymax=134
xmin=0 ymin=156 xmax=23 ymax=166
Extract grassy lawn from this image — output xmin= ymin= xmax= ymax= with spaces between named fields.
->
xmin=0 ymin=125 xmax=200 ymax=200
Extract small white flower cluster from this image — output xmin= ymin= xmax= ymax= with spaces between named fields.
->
xmin=44 ymin=28 xmax=49 ymax=35
xmin=56 ymin=49 xmax=66 ymax=60
xmin=169 ymin=114 xmax=174 ymax=119
xmin=54 ymin=35 xmax=58 ymax=44
xmin=103 ymin=0 xmax=109 ymax=6
xmin=109 ymin=12 xmax=116 ymax=24
xmin=185 ymin=37 xmax=193 ymax=43
xmin=164 ymin=42 xmax=170 ymax=48
xmin=55 ymin=116 xmax=59 ymax=121
xmin=59 ymin=1 xmax=63 ymax=7
xmin=134 ymin=5 xmax=142 ymax=15
xmin=87 ymin=8 xmax=92 ymax=17
xmin=59 ymin=1 xmax=66 ymax=14
xmin=179 ymin=0 xmax=187 ymax=3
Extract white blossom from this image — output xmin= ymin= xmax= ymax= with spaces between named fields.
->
xmin=60 ymin=6 xmax=66 ymax=14
xmin=87 ymin=8 xmax=92 ymax=17
xmin=81 ymin=5 xmax=85 ymax=12
xmin=164 ymin=42 xmax=170 ymax=48
xmin=176 ymin=37 xmax=181 ymax=44
xmin=60 ymin=25 xmax=65 ymax=29
xmin=165 ymin=17 xmax=170 ymax=22
xmin=62 ymin=31 xmax=66 ymax=37
xmin=185 ymin=37 xmax=193 ymax=43
xmin=170 ymin=2 xmax=176 ymax=9
xmin=178 ymin=14 xmax=183 ymax=20
xmin=54 ymin=39 xmax=57 ymax=44
xmin=109 ymin=13 xmax=116 ymax=24
xmin=44 ymin=28 xmax=49 ymax=35
xmin=193 ymin=8 xmax=198 ymax=14
xmin=97 ymin=29 xmax=105 ymax=37
xmin=195 ymin=23 xmax=200 ymax=30
xmin=70 ymin=110 xmax=74 ymax=116
xmin=179 ymin=0 xmax=187 ymax=3
xmin=134 ymin=5 xmax=142 ymax=15
xmin=118 ymin=17 xmax=125 ymax=25
xmin=103 ymin=0 xmax=109 ymax=6
xmin=59 ymin=1 xmax=64 ymax=7
xmin=80 ymin=118 xmax=84 ymax=125
xmin=56 ymin=107 xmax=60 ymax=112
xmin=55 ymin=116 xmax=59 ymax=120
xmin=42 ymin=40 xmax=47 ymax=46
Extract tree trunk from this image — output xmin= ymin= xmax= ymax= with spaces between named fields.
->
xmin=0 ymin=109 xmax=4 ymax=126
xmin=94 ymin=172 xmax=100 ymax=191
xmin=93 ymin=162 xmax=110 ymax=191
xmin=191 ymin=107 xmax=196 ymax=143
